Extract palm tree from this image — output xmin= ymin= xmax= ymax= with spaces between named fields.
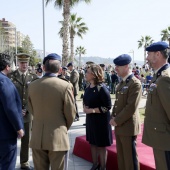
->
xmin=137 ymin=36 xmax=154 ymax=64
xmin=59 ymin=13 xmax=88 ymax=62
xmin=161 ymin=26 xmax=170 ymax=46
xmin=45 ymin=0 xmax=91 ymax=66
xmin=75 ymin=46 xmax=86 ymax=68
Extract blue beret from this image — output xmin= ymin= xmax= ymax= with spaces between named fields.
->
xmin=67 ymin=62 xmax=73 ymax=67
xmin=62 ymin=66 xmax=67 ymax=70
xmin=113 ymin=54 xmax=132 ymax=66
xmin=146 ymin=41 xmax=169 ymax=52
xmin=43 ymin=53 xmax=61 ymax=64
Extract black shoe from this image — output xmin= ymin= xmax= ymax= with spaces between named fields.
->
xmin=90 ymin=163 xmax=100 ymax=170
xmin=74 ymin=118 xmax=79 ymax=121
xmin=83 ymin=123 xmax=86 ymax=126
xmin=20 ymin=166 xmax=34 ymax=170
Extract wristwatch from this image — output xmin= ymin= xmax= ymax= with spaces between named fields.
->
xmin=92 ymin=109 xmax=95 ymax=113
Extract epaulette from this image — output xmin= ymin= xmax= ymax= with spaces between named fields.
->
xmin=29 ymin=71 xmax=36 ymax=75
xmin=30 ymin=77 xmax=39 ymax=82
xmin=11 ymin=70 xmax=17 ymax=74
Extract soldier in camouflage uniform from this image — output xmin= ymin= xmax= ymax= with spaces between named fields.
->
xmin=8 ymin=53 xmax=37 ymax=170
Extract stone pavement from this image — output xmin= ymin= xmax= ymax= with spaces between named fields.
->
xmin=15 ymin=96 xmax=147 ymax=170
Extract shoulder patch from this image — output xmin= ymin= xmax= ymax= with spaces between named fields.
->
xmin=161 ymin=70 xmax=168 ymax=77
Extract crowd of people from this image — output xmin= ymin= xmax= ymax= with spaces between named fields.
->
xmin=0 ymin=41 xmax=170 ymax=170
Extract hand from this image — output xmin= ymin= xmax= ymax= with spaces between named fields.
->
xmin=109 ymin=117 xmax=117 ymax=126
xmin=22 ymin=109 xmax=26 ymax=116
xmin=17 ymin=129 xmax=24 ymax=139
xmin=83 ymin=106 xmax=91 ymax=114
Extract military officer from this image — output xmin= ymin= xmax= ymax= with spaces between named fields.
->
xmin=110 ymin=54 xmax=142 ymax=170
xmin=58 ymin=66 xmax=70 ymax=80
xmin=142 ymin=42 xmax=170 ymax=170
xmin=28 ymin=53 xmax=76 ymax=170
xmin=8 ymin=53 xmax=37 ymax=170
xmin=67 ymin=62 xmax=80 ymax=121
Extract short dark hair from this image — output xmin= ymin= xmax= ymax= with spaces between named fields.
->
xmin=160 ymin=49 xmax=169 ymax=59
xmin=44 ymin=59 xmax=60 ymax=73
xmin=0 ymin=53 xmax=11 ymax=71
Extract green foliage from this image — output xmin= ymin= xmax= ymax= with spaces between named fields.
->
xmin=161 ymin=27 xmax=170 ymax=41
xmin=21 ymin=35 xmax=37 ymax=66
xmin=45 ymin=0 xmax=91 ymax=8
xmin=59 ymin=13 xmax=88 ymax=62
xmin=75 ymin=46 xmax=86 ymax=55
xmin=59 ymin=13 xmax=89 ymax=39
xmin=45 ymin=0 xmax=91 ymax=65
xmin=137 ymin=35 xmax=154 ymax=49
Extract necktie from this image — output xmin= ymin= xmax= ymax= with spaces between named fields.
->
xmin=21 ymin=74 xmax=25 ymax=83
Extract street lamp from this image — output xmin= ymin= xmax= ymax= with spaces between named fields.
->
xmin=42 ymin=0 xmax=46 ymax=58
xmin=129 ymin=50 xmax=134 ymax=66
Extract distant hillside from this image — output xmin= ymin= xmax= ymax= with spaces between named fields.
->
xmin=75 ymin=56 xmax=144 ymax=66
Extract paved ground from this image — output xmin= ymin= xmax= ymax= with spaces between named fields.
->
xmin=15 ymin=96 xmax=147 ymax=170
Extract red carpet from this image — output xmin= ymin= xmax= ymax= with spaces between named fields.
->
xmin=73 ymin=127 xmax=155 ymax=170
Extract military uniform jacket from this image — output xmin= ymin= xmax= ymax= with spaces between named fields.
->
xmin=142 ymin=66 xmax=170 ymax=150
xmin=8 ymin=69 xmax=37 ymax=123
xmin=69 ymin=69 xmax=79 ymax=96
xmin=28 ymin=75 xmax=76 ymax=151
xmin=112 ymin=75 xmax=142 ymax=136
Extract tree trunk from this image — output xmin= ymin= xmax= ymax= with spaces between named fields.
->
xmin=79 ymin=53 xmax=81 ymax=69
xmin=144 ymin=45 xmax=146 ymax=64
xmin=70 ymin=34 xmax=74 ymax=62
xmin=62 ymin=0 xmax=70 ymax=66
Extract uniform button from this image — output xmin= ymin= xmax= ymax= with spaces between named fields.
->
xmin=23 ymin=99 xmax=25 ymax=101
xmin=154 ymin=128 xmax=156 ymax=130
xmin=115 ymin=106 xmax=117 ymax=108
xmin=117 ymin=92 xmax=119 ymax=94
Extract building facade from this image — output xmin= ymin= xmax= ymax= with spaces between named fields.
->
xmin=0 ymin=18 xmax=25 ymax=53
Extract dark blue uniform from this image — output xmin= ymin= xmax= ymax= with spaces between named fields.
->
xmin=0 ymin=72 xmax=23 ymax=170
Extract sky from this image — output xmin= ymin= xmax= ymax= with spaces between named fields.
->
xmin=1 ymin=0 xmax=170 ymax=62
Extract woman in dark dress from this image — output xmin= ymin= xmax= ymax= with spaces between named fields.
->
xmin=83 ymin=64 xmax=113 ymax=170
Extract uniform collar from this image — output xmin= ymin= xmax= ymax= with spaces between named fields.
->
xmin=43 ymin=73 xmax=57 ymax=77
xmin=18 ymin=69 xmax=27 ymax=76
xmin=122 ymin=72 xmax=132 ymax=82
xmin=155 ymin=63 xmax=169 ymax=78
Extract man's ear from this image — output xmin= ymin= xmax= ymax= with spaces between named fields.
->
xmin=42 ymin=65 xmax=45 ymax=71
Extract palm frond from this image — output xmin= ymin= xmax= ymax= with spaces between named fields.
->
xmin=45 ymin=0 xmax=63 ymax=9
